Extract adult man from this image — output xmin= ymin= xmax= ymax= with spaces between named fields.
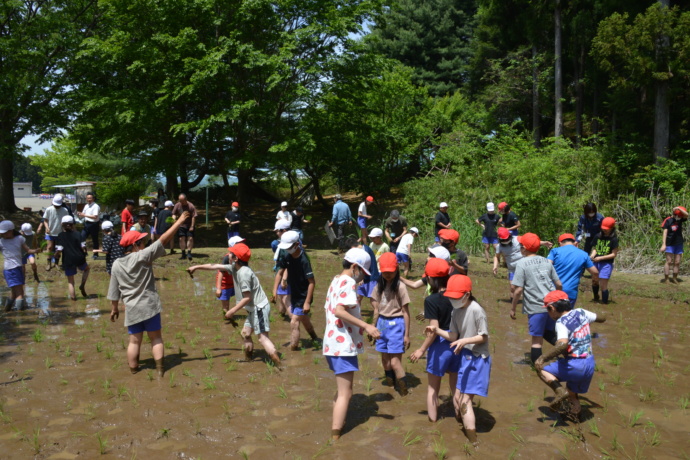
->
xmin=434 ymin=202 xmax=451 ymax=242
xmin=225 ymin=202 xmax=241 ymax=240
xmin=511 ymin=232 xmax=563 ymax=364
xmin=109 ymin=211 xmax=190 ymax=377
xmin=547 ymin=233 xmax=599 ymax=307
xmin=384 ymin=210 xmax=408 ymax=254
xmin=42 ymin=193 xmax=71 ymax=270
xmin=172 ymin=194 xmax=198 ymax=261
xmin=328 ymin=194 xmax=352 ymax=249
xmin=131 ymin=211 xmax=152 ymax=246
xmin=78 ymin=192 xmax=101 ymax=259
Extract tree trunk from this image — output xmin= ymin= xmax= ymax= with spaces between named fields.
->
xmin=303 ymin=165 xmax=328 ymax=209
xmin=592 ymin=83 xmax=600 ymax=136
xmin=164 ymin=163 xmax=178 ymax=199
xmin=554 ymin=0 xmax=563 ymax=138
xmin=575 ymin=45 xmax=585 ymax=146
xmin=654 ymin=0 xmax=671 ymax=162
xmin=236 ymin=168 xmax=253 ymax=204
xmin=532 ymin=45 xmax=541 ymax=148
xmin=0 ymin=154 xmax=19 ymax=214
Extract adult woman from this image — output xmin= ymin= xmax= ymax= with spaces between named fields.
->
xmin=576 ymin=203 xmax=604 ymax=255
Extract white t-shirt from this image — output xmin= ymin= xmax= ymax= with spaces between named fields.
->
xmin=0 ymin=235 xmax=25 ymax=270
xmin=44 ymin=205 xmax=70 ymax=236
xmin=397 ymin=234 xmax=415 ymax=256
xmin=276 ymin=210 xmax=292 ymax=224
xmin=323 ymin=275 xmax=364 ymax=357
xmin=358 ymin=202 xmax=367 ymax=216
xmin=82 ymin=202 xmax=101 ymax=222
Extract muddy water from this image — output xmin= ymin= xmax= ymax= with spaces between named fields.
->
xmin=1 ymin=249 xmax=689 ymax=459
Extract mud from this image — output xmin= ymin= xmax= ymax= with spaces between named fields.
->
xmin=1 ymin=247 xmax=690 ymax=459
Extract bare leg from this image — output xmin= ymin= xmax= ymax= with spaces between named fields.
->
xmin=278 ymin=295 xmax=288 ymax=315
xmin=79 ymin=266 xmax=90 ymax=297
xmin=448 ymin=371 xmax=460 ymax=417
xmin=673 ymin=254 xmax=682 ymax=281
xmin=67 ymin=275 xmax=76 ymax=300
xmin=128 ymin=332 xmax=143 ymax=371
xmin=147 ymin=329 xmax=165 ymax=376
xmin=289 ymin=314 xmax=301 ymax=349
xmin=402 ymin=262 xmax=410 ymax=278
xmin=178 ymin=236 xmax=185 ymax=253
xmin=332 ymin=371 xmax=355 ymax=440
xmin=257 ymin=332 xmax=281 ymax=367
xmin=300 ymin=315 xmax=318 ymax=340
xmin=187 ymin=236 xmax=194 ymax=252
xmin=664 ymin=253 xmax=673 ymax=281
xmin=483 ymin=243 xmax=490 ymax=263
xmin=426 ymin=373 xmax=443 ymax=422
xmin=220 ymin=299 xmax=229 ymax=314
xmin=454 ymin=391 xmax=478 ymax=446
xmin=360 ymin=228 xmax=368 ymax=245
xmin=46 ymin=240 xmax=55 ymax=270
xmin=241 ymin=327 xmax=254 ymax=359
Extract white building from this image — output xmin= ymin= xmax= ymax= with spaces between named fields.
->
xmin=13 ymin=182 xmax=33 ymax=198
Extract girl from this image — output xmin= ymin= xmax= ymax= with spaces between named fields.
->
xmin=371 ymin=252 xmax=411 ymax=395
xmin=323 ymin=248 xmax=381 ymax=440
xmin=590 ymin=217 xmax=618 ymax=304
xmin=93 ymin=221 xmax=125 ymax=275
xmin=20 ymin=223 xmax=40 ymax=283
xmin=409 ymin=258 xmax=461 ymax=422
xmin=660 ymin=206 xmax=688 ymax=283
xmin=357 ymin=196 xmax=374 ymax=245
xmin=425 ymin=275 xmax=491 ymax=448
xmin=1 ymin=221 xmax=41 ymax=311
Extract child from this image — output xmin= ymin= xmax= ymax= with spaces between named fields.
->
xmin=409 ymin=258 xmax=461 ymax=422
xmin=323 ymin=248 xmax=381 ymax=440
xmin=425 ymin=275 xmax=491 ymax=447
xmin=660 ymin=206 xmax=688 ymax=284
xmin=434 ymin=202 xmax=451 ymax=242
xmin=189 ymin=243 xmax=282 ymax=366
xmin=590 ymin=217 xmax=618 ymax=304
xmin=476 ymin=202 xmax=501 ymax=264
xmin=216 ymin=247 xmax=235 ymax=317
xmin=224 ymin=201 xmax=241 ymax=241
xmin=20 ymin=223 xmax=40 ymax=282
xmin=154 ymin=201 xmax=175 ymax=253
xmin=535 ymin=290 xmax=606 ymax=416
xmin=93 ymin=221 xmax=125 ymax=275
xmin=369 ymin=228 xmax=390 ymax=261
xmin=395 ymin=227 xmax=418 ymax=278
xmin=55 ymin=215 xmax=90 ymax=300
xmin=1 ymin=221 xmax=41 ymax=311
xmin=438 ymin=229 xmax=468 ymax=275
xmin=576 ymin=203 xmax=604 ymax=255
xmin=271 ymin=220 xmax=291 ymax=317
xmin=290 ymin=206 xmax=310 ymax=243
xmin=498 ymin=202 xmax=521 ymax=236
xmin=371 ymin=252 xmax=411 ymax=395
xmin=121 ymin=199 xmax=135 ymax=236
xmin=357 ymin=195 xmax=374 ymax=245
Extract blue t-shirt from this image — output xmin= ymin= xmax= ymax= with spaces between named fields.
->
xmin=547 ymin=245 xmax=594 ymax=300
xmin=362 ymin=244 xmax=380 ymax=283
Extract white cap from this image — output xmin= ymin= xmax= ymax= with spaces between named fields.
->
xmin=0 ymin=220 xmax=15 ymax=234
xmin=409 ymin=227 xmax=419 ymax=235
xmin=228 ymin=236 xmax=246 ymax=247
xmin=52 ymin=194 xmax=64 ymax=206
xmin=61 ymin=215 xmax=74 ymax=224
xmin=277 ymin=230 xmax=300 ymax=249
xmin=369 ymin=228 xmax=383 ymax=238
xmin=487 ymin=202 xmax=495 ymax=212
xmin=440 ymin=202 xmax=448 ymax=208
xmin=281 ymin=201 xmax=288 ymax=207
xmin=344 ymin=248 xmax=371 ymax=275
xmin=274 ymin=220 xmax=291 ymax=231
xmin=164 ymin=200 xmax=174 ymax=207
xmin=428 ymin=245 xmax=451 ymax=262
xmin=21 ymin=223 xmax=33 ymax=235
xmin=101 ymin=221 xmax=114 ymax=230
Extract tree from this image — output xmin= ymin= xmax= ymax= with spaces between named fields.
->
xmin=0 ymin=0 xmax=98 ymax=212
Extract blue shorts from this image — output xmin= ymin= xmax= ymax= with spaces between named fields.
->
xmin=510 ymin=229 xmax=519 ymax=237
xmin=64 ymin=263 xmax=88 ymax=277
xmin=543 ymin=355 xmax=595 ymax=394
xmin=45 ymin=235 xmax=57 ymax=241
xmin=435 ymin=236 xmax=440 ymax=242
xmin=23 ymin=254 xmax=35 ymax=264
xmin=456 ymin=348 xmax=491 ymax=397
xmin=595 ymin=261 xmax=613 ymax=279
xmin=127 ymin=313 xmax=162 ymax=334
xmin=482 ymin=237 xmax=499 ymax=245
xmin=426 ymin=335 xmax=461 ymax=377
xmin=326 ymin=355 xmax=359 ymax=374
xmin=227 ymin=230 xmax=240 ymax=240
xmin=357 ymin=217 xmax=367 ymax=229
xmin=290 ymin=303 xmax=307 ymax=316
xmin=356 ymin=280 xmax=377 ymax=298
xmin=665 ymin=244 xmax=683 ymax=255
xmin=3 ymin=267 xmax=25 ymax=288
xmin=218 ymin=288 xmax=235 ymax=301
xmin=508 ymin=271 xmax=514 ymax=281
xmin=396 ymin=252 xmax=410 ymax=264
xmin=527 ymin=312 xmax=556 ymax=337
xmin=375 ymin=316 xmax=405 ymax=354
xmin=277 ymin=284 xmax=291 ymax=296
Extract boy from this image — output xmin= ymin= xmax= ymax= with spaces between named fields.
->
xmin=216 ymin=246 xmax=235 ymax=317
xmin=498 ymin=202 xmax=521 ymax=236
xmin=155 ymin=200 xmax=175 ymax=252
xmin=535 ymin=290 xmax=606 ymax=415
xmin=188 ymin=243 xmax=281 ymax=366
xmin=20 ymin=223 xmax=40 ymax=282
xmin=395 ymin=227 xmax=418 ymax=278
xmin=275 ymin=230 xmax=318 ymax=350
xmin=276 ymin=201 xmax=292 ymax=224
xmin=42 ymin=194 xmax=70 ymax=270
xmin=476 ymin=202 xmax=501 ymax=264
xmin=438 ymin=228 xmax=468 ymax=275
xmin=510 ymin=232 xmax=562 ymax=364
xmin=384 ymin=210 xmax=407 ymax=254
xmin=224 ymin=202 xmax=241 ymax=240
xmin=271 ymin=220 xmax=292 ymax=317
xmin=357 ymin=196 xmax=374 ymax=245
xmin=121 ymin=199 xmax=135 ymax=236
xmin=660 ymin=206 xmax=688 ymax=284
xmin=548 ymin=233 xmax=599 ymax=307
xmin=290 ymin=206 xmax=310 ymax=243
xmin=93 ymin=221 xmax=125 ymax=275
xmin=495 ymin=228 xmax=553 ymax=302
xmin=55 ymin=215 xmax=90 ymax=301
xmin=434 ymin=202 xmax=451 ymax=242
xmin=369 ymin=228 xmax=390 ymax=261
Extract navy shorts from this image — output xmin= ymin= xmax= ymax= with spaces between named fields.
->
xmin=177 ymin=227 xmax=194 ymax=238
xmin=45 ymin=235 xmax=57 ymax=241
xmin=426 ymin=335 xmax=461 ymax=377
xmin=218 ymin=288 xmax=235 ymax=301
xmin=665 ymin=244 xmax=684 ymax=255
xmin=527 ymin=312 xmax=556 ymax=337
xmin=357 ymin=217 xmax=367 ymax=229
xmin=595 ymin=261 xmax=613 ymax=279
xmin=3 ymin=267 xmax=25 ymax=288
xmin=396 ymin=252 xmax=411 ymax=264
xmin=64 ymin=263 xmax=88 ymax=277
xmin=375 ymin=316 xmax=405 ymax=354
xmin=482 ymin=237 xmax=499 ymax=245
xmin=456 ymin=348 xmax=491 ymax=397
xmin=227 ymin=230 xmax=240 ymax=240
xmin=326 ymin=355 xmax=359 ymax=374
xmin=510 ymin=229 xmax=519 ymax=236
xmin=356 ymin=280 xmax=377 ymax=298
xmin=128 ymin=313 xmax=162 ymax=334
xmin=543 ymin=355 xmax=595 ymax=394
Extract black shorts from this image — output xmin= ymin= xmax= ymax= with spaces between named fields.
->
xmin=177 ymin=227 xmax=195 ymax=238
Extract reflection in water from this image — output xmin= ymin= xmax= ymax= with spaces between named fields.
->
xmin=23 ymin=283 xmax=52 ymax=318
xmin=193 ymin=280 xmax=206 ymax=297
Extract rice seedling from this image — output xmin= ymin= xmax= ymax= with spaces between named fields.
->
xmin=76 ymin=351 xmax=84 ymax=363
xmin=646 ymin=430 xmax=661 ymax=447
xmin=679 ymin=396 xmax=689 ymax=410
xmin=526 ymin=397 xmax=535 ymax=412
xmin=202 ymin=375 xmax=217 ymax=390
xmin=432 ymin=436 xmax=447 ymax=459
xmin=628 ymin=409 xmax=644 ymax=427
xmin=158 ymin=428 xmax=170 ymax=438
xmin=32 ymin=329 xmax=44 ymax=343
xmin=277 ymin=385 xmax=287 ymax=399
xmin=146 ymin=370 xmax=154 ymax=382
xmin=588 ymin=420 xmax=600 ymax=437
xmin=44 ymin=357 xmax=53 ymax=369
xmin=264 ymin=430 xmax=275 ymax=444
xmin=104 ymin=349 xmax=114 ymax=359
xmin=226 ymin=362 xmax=237 ymax=372
xmin=96 ymin=431 xmax=108 ymax=455
xmin=402 ymin=430 xmax=422 ymax=447
xmin=25 ymin=427 xmax=41 ymax=454
xmin=313 ymin=398 xmax=321 ymax=412
xmin=611 ymin=431 xmax=623 ymax=452
xmin=168 ymin=371 xmax=176 ymax=388
xmin=638 ymin=387 xmax=658 ymax=402
xmin=117 ymin=384 xmax=130 ymax=400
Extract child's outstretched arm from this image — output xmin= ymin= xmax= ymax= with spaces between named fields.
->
xmin=225 ymin=290 xmax=251 ymax=319
xmin=188 ymin=264 xmax=227 ymax=277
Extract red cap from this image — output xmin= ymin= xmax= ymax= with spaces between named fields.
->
xmin=444 ymin=275 xmax=472 ymax=299
xmin=438 ymin=229 xmax=459 ymax=244
xmin=673 ymin=206 xmax=687 ymax=216
xmin=558 ymin=233 xmax=576 ymax=243
xmin=232 ymin=202 xmax=239 ymax=207
xmin=497 ymin=227 xmax=510 ymax=239
xmin=378 ymin=252 xmax=398 ymax=273
xmin=498 ymin=202 xmax=508 ymax=211
xmin=425 ymin=258 xmax=450 ymax=278
xmin=366 ymin=196 xmax=374 ymax=202
xmin=601 ymin=217 xmax=616 ymax=230
xmin=518 ymin=233 xmax=541 ymax=253
xmin=543 ymin=290 xmax=569 ymax=308
xmin=229 ymin=243 xmax=251 ymax=262
xmin=120 ymin=230 xmax=148 ymax=247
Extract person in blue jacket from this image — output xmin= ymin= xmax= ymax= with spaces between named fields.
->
xmin=576 ymin=203 xmax=604 ymax=255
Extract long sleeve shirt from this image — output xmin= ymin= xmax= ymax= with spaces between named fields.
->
xmin=331 ymin=200 xmax=352 ymax=225
xmin=576 ymin=213 xmax=604 ymax=241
